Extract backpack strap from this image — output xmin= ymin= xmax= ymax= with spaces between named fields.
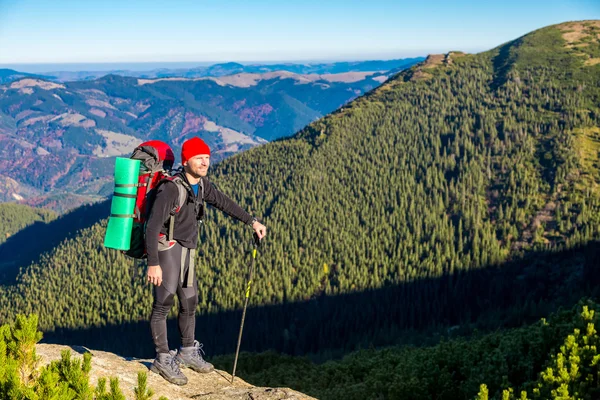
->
xmin=199 ymin=178 xmax=205 ymax=223
xmin=167 ymin=176 xmax=191 ymax=241
xmin=163 ymin=174 xmax=205 ymax=241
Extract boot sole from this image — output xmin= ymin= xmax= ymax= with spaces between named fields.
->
xmin=150 ymin=364 xmax=188 ymax=385
xmin=189 ymin=365 xmax=215 ymax=373
xmin=177 ymin=361 xmax=215 ymax=373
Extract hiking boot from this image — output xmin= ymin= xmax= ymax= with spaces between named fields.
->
xmin=176 ymin=340 xmax=215 ymax=373
xmin=150 ymin=350 xmax=188 ymax=385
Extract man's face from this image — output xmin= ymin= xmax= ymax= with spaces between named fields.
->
xmin=184 ymin=154 xmax=210 ymax=177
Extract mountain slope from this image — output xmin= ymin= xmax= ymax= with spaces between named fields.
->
xmin=0 ymin=20 xmax=599 ymax=358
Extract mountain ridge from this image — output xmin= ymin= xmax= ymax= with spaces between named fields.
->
xmin=0 ymin=58 xmax=424 ymax=83
xmin=0 ymin=68 xmax=55 ymax=84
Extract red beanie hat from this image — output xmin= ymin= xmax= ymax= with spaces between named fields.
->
xmin=181 ymin=137 xmax=211 ymax=164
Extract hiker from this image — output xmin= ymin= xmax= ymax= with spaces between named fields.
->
xmin=145 ymin=136 xmax=266 ymax=385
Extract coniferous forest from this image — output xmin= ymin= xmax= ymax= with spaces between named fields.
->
xmin=1 ymin=21 xmax=600 ymax=399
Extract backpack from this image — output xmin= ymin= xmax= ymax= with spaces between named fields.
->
xmin=124 ymin=140 xmax=174 ymax=259
xmin=124 ymin=141 xmax=204 ymax=259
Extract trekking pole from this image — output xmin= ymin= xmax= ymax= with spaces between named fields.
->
xmin=231 ymin=232 xmax=261 ymax=383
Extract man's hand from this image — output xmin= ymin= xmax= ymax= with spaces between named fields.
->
xmin=147 ymin=265 xmax=163 ymax=286
xmin=252 ymin=220 xmax=267 ymax=240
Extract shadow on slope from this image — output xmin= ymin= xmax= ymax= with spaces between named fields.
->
xmin=0 ymin=199 xmax=111 ymax=283
xmin=490 ymin=39 xmax=520 ymax=90
xmin=42 ymin=240 xmax=600 ymax=362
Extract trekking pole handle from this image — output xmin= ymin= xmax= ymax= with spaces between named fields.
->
xmin=253 ymin=232 xmax=261 ymax=248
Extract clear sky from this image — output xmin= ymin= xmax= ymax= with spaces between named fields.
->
xmin=0 ymin=0 xmax=598 ymax=66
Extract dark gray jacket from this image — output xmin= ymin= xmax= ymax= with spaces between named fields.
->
xmin=145 ymin=172 xmax=253 ymax=265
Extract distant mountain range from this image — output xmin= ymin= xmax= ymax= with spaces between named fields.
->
xmin=0 ymin=58 xmax=422 ymax=208
xmin=0 ymin=58 xmax=424 ymax=83
xmin=0 ymin=69 xmax=54 ymax=84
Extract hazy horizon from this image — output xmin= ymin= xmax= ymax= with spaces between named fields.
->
xmin=0 ymin=56 xmax=426 ymax=74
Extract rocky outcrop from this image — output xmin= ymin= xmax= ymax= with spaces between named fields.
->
xmin=36 ymin=344 xmax=315 ymax=400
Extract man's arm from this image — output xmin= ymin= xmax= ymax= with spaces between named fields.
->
xmin=201 ymin=177 xmax=266 ymax=239
xmin=145 ymin=182 xmax=179 ymax=267
xmin=202 ymin=177 xmax=254 ymax=225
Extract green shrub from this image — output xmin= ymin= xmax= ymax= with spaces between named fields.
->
xmin=479 ymin=304 xmax=600 ymax=399
xmin=134 ymin=371 xmax=154 ymax=400
xmin=0 ymin=314 xmax=166 ymax=400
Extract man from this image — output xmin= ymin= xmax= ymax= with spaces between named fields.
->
xmin=145 ymin=136 xmax=266 ymax=385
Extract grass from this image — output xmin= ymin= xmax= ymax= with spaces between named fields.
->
xmin=572 ymin=126 xmax=600 ymax=193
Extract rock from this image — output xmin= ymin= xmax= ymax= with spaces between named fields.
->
xmin=36 ymin=344 xmax=315 ymax=400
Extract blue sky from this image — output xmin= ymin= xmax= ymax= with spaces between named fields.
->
xmin=0 ymin=0 xmax=598 ymax=66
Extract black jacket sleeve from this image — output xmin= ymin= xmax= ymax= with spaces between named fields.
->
xmin=202 ymin=177 xmax=254 ymax=225
xmin=145 ymin=182 xmax=178 ymax=266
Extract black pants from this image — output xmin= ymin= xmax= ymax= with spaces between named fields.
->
xmin=150 ymin=241 xmax=198 ymax=354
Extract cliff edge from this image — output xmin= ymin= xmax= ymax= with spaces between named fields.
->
xmin=36 ymin=344 xmax=316 ymax=400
